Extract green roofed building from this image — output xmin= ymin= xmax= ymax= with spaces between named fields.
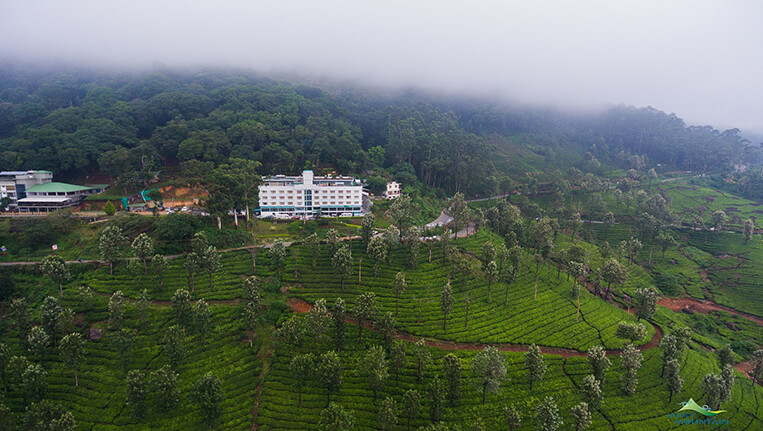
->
xmin=1 ymin=174 xmax=107 ymax=213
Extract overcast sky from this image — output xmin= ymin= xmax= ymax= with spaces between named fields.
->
xmin=1 ymin=0 xmax=761 ymax=131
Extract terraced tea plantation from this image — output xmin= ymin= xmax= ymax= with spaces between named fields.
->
xmin=0 ymin=226 xmax=761 ymax=430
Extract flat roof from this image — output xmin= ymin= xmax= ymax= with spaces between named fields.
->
xmin=17 ymin=196 xmax=73 ymax=203
xmin=26 ymin=182 xmax=94 ymax=193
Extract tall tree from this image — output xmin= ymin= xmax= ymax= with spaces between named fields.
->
xmin=363 ymin=345 xmax=389 ymax=401
xmin=290 ymin=353 xmax=315 ymax=407
xmin=27 ymin=326 xmax=50 ymax=365
xmin=203 ymin=245 xmax=221 ymax=290
xmin=484 ymin=260 xmax=498 ymax=302
xmin=620 ymin=343 xmax=643 ymax=395
xmin=413 ymin=339 xmax=432 ymax=383
xmin=306 ymin=298 xmax=331 ymax=344
xmin=11 ymin=298 xmax=32 ymax=347
xmin=353 ymin=292 xmax=377 ymax=345
xmin=331 ymin=244 xmax=353 ymax=291
xmin=717 ymin=344 xmax=734 ymax=368
xmin=326 ymin=229 xmax=340 ymax=258
xmin=40 ymin=255 xmax=70 ymax=298
xmin=402 ymin=389 xmax=421 ymax=431
xmin=391 ymin=271 xmax=407 ymax=316
xmin=743 ymin=219 xmax=754 ymax=244
xmin=440 ymin=281 xmax=454 ymax=332
xmin=525 ymin=344 xmax=547 ymax=390
xmin=59 ymin=333 xmax=85 ymax=387
xmin=269 ymin=240 xmax=287 ymax=282
xmin=278 ymin=315 xmax=304 ymax=357
xmin=317 ymin=403 xmax=354 ymax=431
xmin=131 ymin=233 xmax=154 ymax=274
xmin=570 ymin=402 xmax=592 ymax=431
xmin=108 ymin=291 xmax=126 ymax=331
xmin=333 ymin=297 xmax=346 ymax=351
xmin=664 ymin=358 xmax=683 ymax=402
xmin=472 ymin=346 xmax=507 ymax=404
xmin=191 ymin=372 xmax=223 ymax=428
xmin=427 ymin=376 xmax=445 ymax=423
xmin=580 ymin=375 xmax=602 ymax=410
xmin=442 ymin=353 xmax=462 ymax=407
xmin=367 ymin=235 xmax=388 ymax=276
xmin=601 ymin=258 xmax=627 ymax=296
xmin=710 ymin=210 xmax=727 ymax=233
xmin=150 ymin=365 xmax=179 ymax=411
xmin=503 ymin=404 xmax=521 ymax=431
xmin=389 ymin=194 xmax=416 ymax=234
xmin=304 ymin=233 xmax=321 ymax=269
xmin=40 ymin=296 xmax=62 ymax=346
xmin=379 ymin=396 xmax=398 ymax=431
xmin=361 ymin=212 xmax=375 ymax=245
xmin=22 ymin=364 xmax=47 ymax=403
xmin=126 ymin=370 xmax=147 ymax=419
xmin=317 ymin=351 xmax=343 ymax=406
xmin=752 ymin=349 xmax=763 ymax=385
xmin=535 ymin=396 xmax=563 ymax=431
xmin=171 ymin=288 xmax=193 ymax=329
xmin=449 ymin=193 xmax=469 ymax=238
xmin=193 ymin=299 xmax=212 ymax=344
xmin=99 ymin=225 xmax=126 ymax=275
xmin=163 ymin=325 xmax=185 ymax=368
xmin=390 ymin=341 xmax=407 ymax=390
xmin=587 ymin=346 xmax=611 ymax=383
xmin=152 ymin=254 xmax=168 ymax=288
xmin=633 ymin=286 xmax=658 ymax=321
xmin=656 ymin=231 xmax=678 ymax=261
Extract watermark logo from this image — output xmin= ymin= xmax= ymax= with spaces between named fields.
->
xmin=667 ymin=398 xmax=729 ymax=425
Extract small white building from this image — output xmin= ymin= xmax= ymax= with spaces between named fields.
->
xmin=258 ymin=170 xmax=368 ymax=218
xmin=383 ymin=181 xmax=401 ymax=199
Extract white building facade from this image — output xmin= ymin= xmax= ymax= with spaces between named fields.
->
xmin=383 ymin=181 xmax=401 ymax=199
xmin=258 ymin=170 xmax=368 ymax=218
xmin=0 ymin=170 xmax=54 ymax=210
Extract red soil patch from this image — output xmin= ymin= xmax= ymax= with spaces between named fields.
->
xmin=658 ymin=297 xmax=763 ymax=326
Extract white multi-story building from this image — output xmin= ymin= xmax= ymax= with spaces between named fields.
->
xmin=383 ymin=181 xmax=401 ymax=199
xmin=258 ymin=170 xmax=368 ymax=218
xmin=0 ymin=170 xmax=54 ymax=209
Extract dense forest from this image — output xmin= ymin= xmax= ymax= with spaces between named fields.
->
xmin=0 ymin=64 xmax=761 ymax=197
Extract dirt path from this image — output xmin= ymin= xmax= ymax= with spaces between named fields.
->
xmin=658 ymin=297 xmax=763 ymax=326
xmin=285 ymin=298 xmax=663 ymax=358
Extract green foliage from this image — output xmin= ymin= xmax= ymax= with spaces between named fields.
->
xmin=103 ymin=200 xmax=116 ymax=216
xmin=191 ymin=372 xmax=224 ymax=427
xmin=471 ymin=346 xmax=507 ymax=404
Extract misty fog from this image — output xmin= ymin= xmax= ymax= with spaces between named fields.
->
xmin=1 ymin=0 xmax=761 ymax=132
